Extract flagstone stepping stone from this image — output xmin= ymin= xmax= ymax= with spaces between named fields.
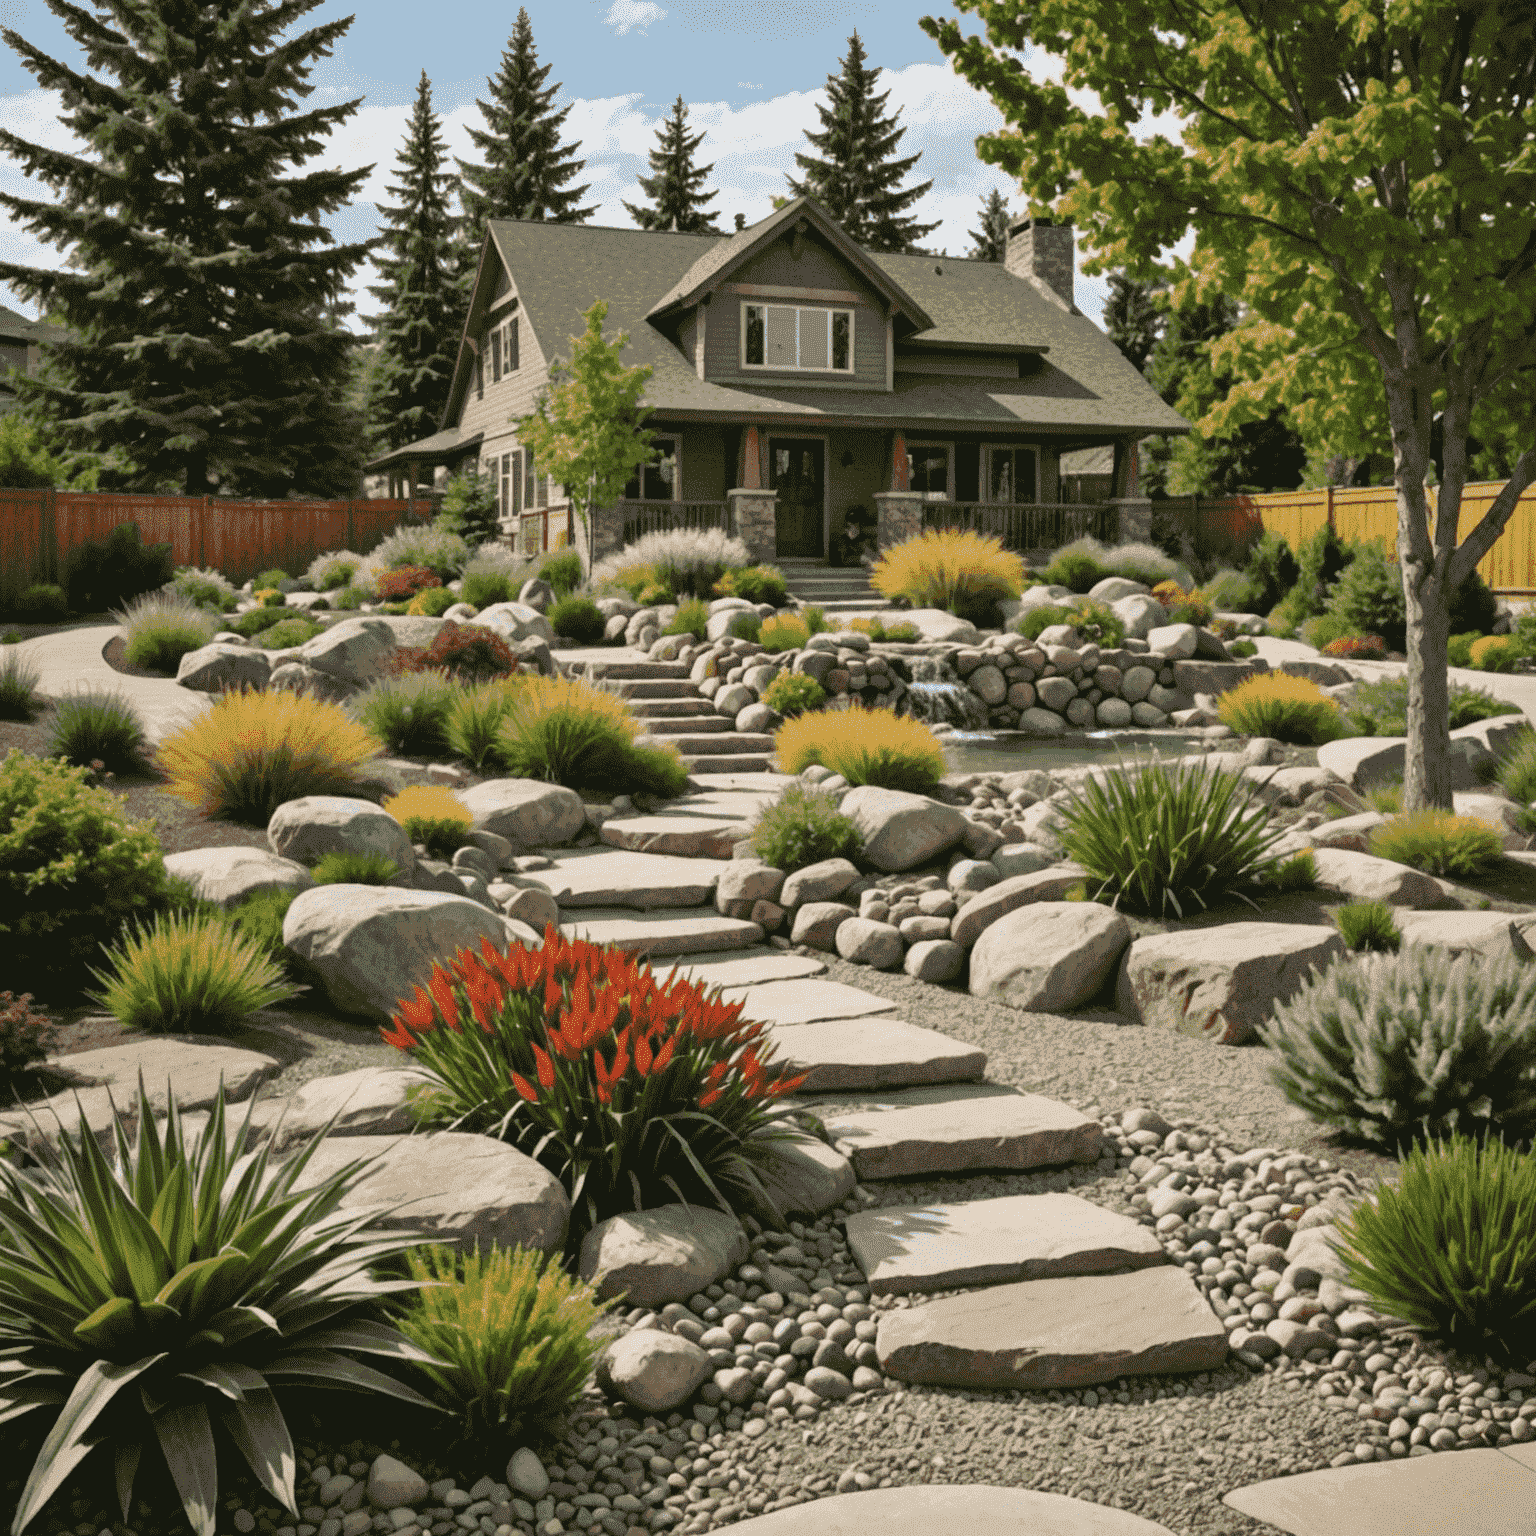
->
xmin=532 ymin=848 xmax=727 ymax=908
xmin=671 ymin=949 xmax=826 ymax=990
xmin=727 ymin=1485 xmax=1180 ymax=1535
xmin=578 ymin=1204 xmax=749 ymax=1307
xmin=560 ymin=907 xmax=765 ymax=957
xmin=1395 ymin=908 xmax=1536 ymax=963
xmin=689 ymin=772 xmax=791 ymax=793
xmin=723 ymin=978 xmax=897 ymax=1026
xmin=669 ymin=789 xmax=781 ymax=822
xmin=876 ymin=1265 xmax=1228 ymax=1389
xmin=294 ymin=1131 xmax=569 ymax=1255
xmin=770 ymin=1020 xmax=986 ymax=1093
xmin=845 ymin=1192 xmax=1165 ymax=1296
xmin=820 ymin=1085 xmax=1103 ymax=1179
xmin=599 ymin=815 xmax=743 ymax=858
xmin=1223 ymin=1445 xmax=1536 ymax=1536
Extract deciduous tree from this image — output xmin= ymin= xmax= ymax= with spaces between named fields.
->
xmin=625 ymin=97 xmax=722 ymax=233
xmin=923 ymin=0 xmax=1536 ymax=810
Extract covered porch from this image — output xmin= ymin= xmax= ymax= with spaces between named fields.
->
xmin=364 ymin=427 xmax=483 ymax=503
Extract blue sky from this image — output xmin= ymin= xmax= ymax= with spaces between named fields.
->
xmin=0 ymin=0 xmax=1133 ymax=329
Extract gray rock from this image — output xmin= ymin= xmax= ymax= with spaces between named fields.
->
xmin=716 ymin=858 xmax=789 ymax=917
xmin=1286 ymin=1223 xmax=1351 ymax=1282
xmin=789 ymin=901 xmax=855 ymax=950
xmin=295 ymin=617 xmax=398 ymax=685
xmin=990 ymin=843 xmax=1053 ymax=879
xmin=1096 ymin=697 xmax=1134 ymax=727
xmin=747 ymin=1131 xmax=856 ymax=1221
xmin=367 ymin=1454 xmax=428 ymax=1509
xmin=840 ymin=786 xmax=968 ymax=873
xmin=1396 ymin=908 xmax=1535 ymax=963
xmin=779 ymin=857 xmax=858 ymax=909
xmin=262 ymin=1065 xmax=434 ymax=1152
xmin=267 ymin=796 xmax=416 ymax=876
xmin=1119 ymin=665 xmax=1157 ymax=704
xmin=268 ymin=661 xmax=355 ymax=702
xmin=596 ymin=1330 xmax=711 ymax=1413
xmin=833 ymin=917 xmax=905 ymax=969
xmin=1088 ymin=576 xmax=1152 ymax=603
xmin=163 ymin=846 xmax=314 ymax=909
xmin=1309 ymin=847 xmax=1447 ymax=908
xmin=501 ymin=885 xmax=560 ymax=935
xmin=176 ymin=642 xmax=272 ymax=693
xmin=1035 ymin=676 xmax=1077 ymax=713
xmin=458 ymin=777 xmax=586 ymax=848
xmin=903 ymin=938 xmax=965 ymax=982
xmin=1130 ymin=702 xmax=1168 ymax=727
xmin=505 ymin=1447 xmax=548 ymax=1501
xmin=1110 ymin=594 xmax=1168 ymax=641
xmin=474 ymin=601 xmax=556 ymax=644
xmin=1146 ymin=623 xmax=1199 ymax=659
xmin=578 ymin=1204 xmax=749 ymax=1307
xmin=1017 ymin=706 xmax=1069 ymax=737
xmin=517 ymin=578 xmax=556 ymax=613
xmin=969 ymin=902 xmax=1131 ymax=1012
xmin=968 ymin=665 xmax=1008 ymax=705
xmin=950 ymin=865 xmax=1089 ymax=948
xmin=769 ymin=1018 xmax=985 ymax=1093
xmin=736 ymin=701 xmax=782 ymax=734
xmin=714 ymin=682 xmax=754 ymax=717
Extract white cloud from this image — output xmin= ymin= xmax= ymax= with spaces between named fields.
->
xmin=603 ymin=1 xmax=666 ymax=35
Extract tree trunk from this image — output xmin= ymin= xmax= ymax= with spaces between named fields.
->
xmin=1401 ymin=558 xmax=1454 ymax=810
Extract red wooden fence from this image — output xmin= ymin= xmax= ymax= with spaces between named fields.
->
xmin=0 ymin=490 xmax=432 ymax=605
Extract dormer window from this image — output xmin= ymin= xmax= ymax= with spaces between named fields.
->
xmin=743 ymin=303 xmax=852 ymax=373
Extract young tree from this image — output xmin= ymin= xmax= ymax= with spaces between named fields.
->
xmin=787 ymin=32 xmax=940 ymax=253
xmin=967 ymin=189 xmax=1010 ymax=261
xmin=367 ymin=72 xmax=466 ymax=455
xmin=0 ymin=0 xmax=375 ymax=498
xmin=1102 ymin=272 xmax=1165 ymax=375
xmin=924 ymin=0 xmax=1536 ymax=811
xmin=516 ymin=300 xmax=656 ymax=541
xmin=459 ymin=8 xmax=594 ymax=229
xmin=625 ymin=97 xmax=722 ymax=233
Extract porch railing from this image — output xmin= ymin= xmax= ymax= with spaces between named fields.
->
xmin=921 ymin=500 xmax=1112 ymax=550
xmin=618 ymin=499 xmax=734 ymax=544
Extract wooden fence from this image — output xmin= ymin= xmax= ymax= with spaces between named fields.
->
xmin=1172 ymin=480 xmax=1536 ymax=593
xmin=0 ymin=490 xmax=432 ymax=605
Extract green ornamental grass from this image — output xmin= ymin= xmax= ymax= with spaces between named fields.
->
xmin=665 ymin=598 xmax=710 ymax=638
xmin=1498 ymin=728 xmax=1536 ymax=806
xmin=257 ymin=616 xmax=325 ymax=650
xmin=231 ymin=605 xmax=295 ymax=639
xmin=1266 ymin=850 xmax=1317 ymax=894
xmin=445 ymin=681 xmax=522 ymax=770
xmin=1369 ymin=810 xmax=1504 ymax=878
xmin=47 ymin=686 xmax=147 ymax=773
xmin=310 ymin=850 xmax=401 ymax=886
xmin=352 ymin=670 xmax=461 ymax=757
xmin=0 ymin=647 xmax=42 ymax=721
xmin=539 ymin=550 xmax=583 ymax=598
xmin=750 ymin=784 xmax=862 ymax=871
xmin=1334 ymin=899 xmax=1402 ymax=953
xmin=227 ymin=887 xmax=298 ymax=963
xmin=460 ymin=570 xmax=513 ymax=608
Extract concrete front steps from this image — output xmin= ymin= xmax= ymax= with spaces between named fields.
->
xmin=779 ymin=556 xmax=883 ymax=614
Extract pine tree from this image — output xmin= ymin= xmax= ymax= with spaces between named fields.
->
xmin=968 ymin=189 xmax=1010 ymax=261
xmin=624 ymin=97 xmax=722 ymax=233
xmin=787 ymin=31 xmax=940 ymax=253
xmin=458 ymin=7 xmax=594 ymax=229
xmin=1103 ymin=272 xmax=1166 ymax=374
xmin=0 ymin=0 xmax=375 ymax=497
xmin=367 ymin=72 xmax=465 ymax=454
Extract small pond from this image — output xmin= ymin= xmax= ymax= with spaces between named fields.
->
xmin=943 ymin=728 xmax=1213 ymax=777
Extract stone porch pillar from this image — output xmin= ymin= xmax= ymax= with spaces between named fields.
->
xmin=874 ymin=490 xmax=925 ymax=550
xmin=728 ymin=487 xmax=778 ymax=565
xmin=585 ymin=503 xmax=626 ymax=569
xmin=1107 ymin=497 xmax=1153 ymax=545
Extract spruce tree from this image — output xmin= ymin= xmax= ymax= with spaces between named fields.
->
xmin=0 ymin=0 xmax=375 ymax=497
xmin=458 ymin=7 xmax=594 ymax=228
xmin=787 ymin=31 xmax=940 ymax=252
xmin=367 ymin=72 xmax=465 ymax=454
xmin=624 ymin=97 xmax=722 ymax=233
xmin=968 ymin=189 xmax=1010 ymax=261
xmin=1103 ymin=272 xmax=1166 ymax=374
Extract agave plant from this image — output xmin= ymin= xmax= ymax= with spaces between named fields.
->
xmin=0 ymin=1080 xmax=441 ymax=1536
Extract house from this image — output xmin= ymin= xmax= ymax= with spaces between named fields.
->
xmin=0 ymin=303 xmax=66 ymax=416
xmin=365 ymin=196 xmax=1189 ymax=569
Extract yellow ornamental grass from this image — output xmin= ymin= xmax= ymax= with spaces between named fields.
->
xmin=1216 ymin=672 xmax=1352 ymax=746
xmin=773 ymin=705 xmax=946 ymax=795
xmin=383 ymin=784 xmax=474 ymax=858
xmin=1470 ymin=635 xmax=1519 ymax=670
xmin=870 ymin=529 xmax=1025 ymax=621
xmin=156 ymin=686 xmax=382 ymax=826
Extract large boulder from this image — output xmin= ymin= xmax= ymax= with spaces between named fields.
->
xmin=596 ymin=1330 xmax=711 ymax=1413
xmin=1172 ymin=659 xmax=1268 ymax=697
xmin=283 ymin=885 xmax=525 ymax=1023
xmin=840 ymin=786 xmax=967 ymax=873
xmin=1452 ymin=791 xmax=1529 ymax=850
xmin=176 ymin=643 xmax=272 ymax=693
xmin=1110 ymin=594 xmax=1168 ymax=641
xmin=950 ymin=864 xmax=1089 ymax=948
xmin=1396 ymin=909 xmax=1536 ymax=964
xmin=1317 ymin=724 xmax=1508 ymax=795
xmin=578 ymin=1204 xmax=749 ymax=1307
xmin=748 ymin=1132 xmax=856 ymax=1221
xmin=969 ymin=903 xmax=1131 ymax=1012
xmin=1088 ymin=576 xmax=1151 ymax=604
xmin=262 ymin=1065 xmax=435 ymax=1152
xmin=458 ymin=778 xmax=585 ymax=848
xmin=474 ymin=601 xmax=556 ymax=645
xmin=296 ymin=617 xmax=398 ymax=686
xmin=163 ymin=846 xmax=314 ymax=909
xmin=1309 ymin=847 xmax=1448 ymax=908
xmin=267 ymin=796 xmax=416 ymax=876
xmin=1146 ymin=623 xmax=1198 ymax=659
xmin=1117 ymin=923 xmax=1347 ymax=1044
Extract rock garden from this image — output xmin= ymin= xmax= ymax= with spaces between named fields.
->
xmin=3 ymin=513 xmax=1536 ymax=1536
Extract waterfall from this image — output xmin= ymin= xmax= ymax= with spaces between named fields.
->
xmin=903 ymin=655 xmax=990 ymax=732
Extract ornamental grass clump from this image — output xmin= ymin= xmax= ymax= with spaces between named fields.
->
xmin=384 ymin=784 xmax=474 ymax=858
xmin=870 ymin=528 xmax=1025 ymax=622
xmin=406 ymin=585 xmax=459 ymax=618
xmin=167 ymin=565 xmax=239 ymax=611
xmin=0 ymin=1085 xmax=439 ymax=1536
xmin=371 ymin=522 xmax=471 ymax=580
xmin=1262 ymin=948 xmax=1536 ymax=1147
xmin=156 ymin=687 xmax=381 ymax=826
xmin=87 ymin=909 xmax=300 ymax=1032
xmin=759 ymin=614 xmax=810 ymax=652
xmin=664 ymin=598 xmax=710 ymax=638
xmin=1499 ymin=728 xmax=1536 ymax=806
xmin=715 ymin=564 xmax=788 ymax=605
xmin=351 ymin=670 xmax=459 ymax=756
xmin=256 ymin=615 xmax=324 ymax=650
xmin=384 ymin=931 xmax=806 ymax=1231
xmin=591 ymin=529 xmax=752 ymax=600
xmin=445 ymin=679 xmax=525 ymax=770
xmin=0 ymin=646 xmax=41 ymax=721
xmin=1217 ymin=672 xmax=1352 ymax=745
xmin=1335 ymin=899 xmax=1402 ymax=953
xmin=748 ymin=785 xmax=861 ymax=871
xmin=396 ymin=1243 xmax=611 ymax=1452
xmin=48 ymin=686 xmax=147 ymax=773
xmin=772 ymin=706 xmax=945 ymax=795
xmin=1335 ymin=1137 xmax=1536 ymax=1366
xmin=310 ymin=850 xmax=400 ymax=886
xmin=1056 ymin=756 xmax=1283 ymax=918
xmin=306 ymin=549 xmax=362 ymax=591
xmin=1370 ymin=810 xmax=1504 ymax=878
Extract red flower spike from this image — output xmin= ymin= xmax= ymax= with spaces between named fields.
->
xmin=634 ymin=1033 xmax=654 ymax=1077
xmin=651 ymin=1034 xmax=677 ymax=1074
xmin=699 ymin=1088 xmax=722 ymax=1109
xmin=428 ymin=969 xmax=458 ymax=1029
xmin=531 ymin=1042 xmax=555 ymax=1089
xmin=511 ymin=1072 xmax=540 ymax=1104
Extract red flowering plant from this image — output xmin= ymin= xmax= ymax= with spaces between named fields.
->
xmin=388 ymin=622 xmax=519 ymax=684
xmin=1322 ymin=634 xmax=1388 ymax=660
xmin=382 ymin=928 xmax=807 ymax=1232
xmin=376 ymin=564 xmax=443 ymax=603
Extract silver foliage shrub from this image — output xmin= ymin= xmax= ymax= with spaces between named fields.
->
xmin=1261 ymin=948 xmax=1536 ymax=1147
xmin=589 ymin=527 xmax=751 ymax=592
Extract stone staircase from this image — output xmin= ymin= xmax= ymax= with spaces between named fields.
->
xmin=779 ymin=557 xmax=883 ymax=615
xmin=579 ymin=654 xmax=776 ymax=774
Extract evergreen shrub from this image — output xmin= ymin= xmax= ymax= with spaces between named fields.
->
xmin=257 ymin=616 xmax=324 ymax=650
xmin=549 ymin=596 xmax=606 ymax=643
xmin=436 ymin=471 xmax=502 ymax=550
xmin=762 ymin=672 xmax=827 ymax=718
xmin=539 ymin=550 xmax=583 ymax=598
xmin=13 ymin=584 xmax=68 ymax=621
xmin=65 ymin=521 xmax=174 ymax=613
xmin=749 ymin=784 xmax=861 ymax=871
xmin=406 ymin=585 xmax=459 ymax=617
xmin=460 ymin=570 xmax=514 ymax=608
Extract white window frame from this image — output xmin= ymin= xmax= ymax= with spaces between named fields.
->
xmin=741 ymin=302 xmax=854 ymax=374
xmin=488 ymin=314 xmax=519 ymax=385
xmin=625 ymin=433 xmax=682 ymax=501
xmin=982 ymin=442 xmax=1042 ymax=505
xmin=906 ymin=439 xmax=955 ymax=501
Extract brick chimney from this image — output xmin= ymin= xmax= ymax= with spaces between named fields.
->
xmin=1006 ymin=216 xmax=1074 ymax=311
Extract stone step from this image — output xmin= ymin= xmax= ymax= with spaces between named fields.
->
xmin=817 ymin=1084 xmax=1105 ymax=1180
xmin=637 ymin=732 xmax=776 ymax=756
xmin=599 ymin=815 xmax=744 ymax=859
xmin=772 ymin=1019 xmax=987 ymax=1093
xmin=560 ymin=907 xmax=765 ymax=957
xmin=627 ymin=698 xmax=715 ymax=719
xmin=843 ymin=1192 xmax=1164 ymax=1297
xmin=641 ymin=715 xmax=733 ymax=736
xmin=722 ymin=977 xmax=899 ymax=1026
xmin=526 ymin=848 xmax=727 ymax=909
xmin=680 ymin=753 xmax=775 ymax=775
xmin=670 ymin=948 xmax=827 ymax=990
xmin=874 ymin=1266 xmax=1230 ymax=1390
xmin=614 ymin=679 xmax=700 ymax=700
xmin=688 ymin=771 xmax=791 ymax=792
xmin=580 ymin=659 xmax=689 ymax=680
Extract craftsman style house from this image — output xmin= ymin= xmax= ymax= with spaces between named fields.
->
xmin=367 ymin=196 xmax=1187 ymax=568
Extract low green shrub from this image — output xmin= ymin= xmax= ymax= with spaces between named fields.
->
xmin=1335 ymin=899 xmax=1402 ymax=953
xmin=226 ymin=887 xmax=297 ymax=963
xmin=1240 ymin=530 xmax=1299 ymax=614
xmin=1370 ymin=810 xmax=1504 ymax=878
xmin=13 ymin=583 xmax=68 ymax=621
xmin=760 ymin=614 xmax=810 ymax=653
xmin=1056 ymin=756 xmax=1282 ymax=918
xmin=0 ymin=648 xmax=41 ymax=721
xmin=715 ymin=564 xmax=788 ymax=606
xmin=1263 ymin=947 xmax=1536 ymax=1147
xmin=253 ymin=566 xmax=290 ymax=590
xmin=1199 ymin=568 xmax=1252 ymax=613
xmin=48 ymin=686 xmax=146 ymax=772
xmin=331 ymin=583 xmax=366 ymax=610
xmin=1300 ymin=612 xmax=1357 ymax=652
xmin=1229 ymin=638 xmax=1258 ymax=658
xmin=845 ymin=617 xmax=920 ymax=643
xmin=407 ymin=584 xmax=460 ymax=617
xmin=729 ymin=611 xmax=762 ymax=642
xmin=539 ymin=549 xmax=584 ymax=598
xmin=460 ymin=570 xmax=513 ymax=608
xmin=1015 ymin=598 xmax=1126 ymax=647
xmin=1325 ymin=541 xmax=1405 ymax=650
xmin=87 ymin=909 xmax=300 ymax=1032
xmin=231 ymin=604 xmax=294 ymax=638
xmin=1336 ymin=1137 xmax=1536 ymax=1365
xmin=1266 ymin=850 xmax=1317 ymax=893
xmin=257 ymin=615 xmax=325 ymax=650
xmin=1271 ymin=522 xmax=1355 ymax=632
xmin=763 ymin=671 xmax=827 ymax=718
xmin=311 ymin=850 xmax=401 ymax=885
xmin=397 ymin=1243 xmax=611 ymax=1452
xmin=1041 ymin=547 xmax=1107 ymax=593
xmin=65 ymin=520 xmax=174 ymax=612
xmin=1016 ymin=604 xmax=1076 ymax=641
xmin=665 ymin=598 xmax=710 ymax=638
xmin=167 ymin=565 xmax=240 ymax=611
xmin=307 ymin=549 xmax=362 ymax=591
xmin=750 ymin=783 xmax=862 ymax=871
xmin=352 ymin=670 xmax=460 ymax=756
xmin=1348 ymin=676 xmax=1519 ymax=737
xmin=549 ymin=595 xmax=606 ymax=643
xmin=0 ymin=990 xmax=53 ymax=1086
xmin=1447 ymin=632 xmax=1478 ymax=668
xmin=1217 ymin=673 xmax=1352 ymax=745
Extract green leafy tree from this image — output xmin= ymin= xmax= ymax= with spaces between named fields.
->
xmin=458 ymin=7 xmax=594 ymax=229
xmin=968 ymin=188 xmax=1010 ymax=260
xmin=367 ymin=73 xmax=468 ymax=455
xmin=0 ymin=0 xmax=375 ymax=497
xmin=923 ymin=0 xmax=1536 ymax=811
xmin=624 ymin=97 xmax=722 ymax=233
xmin=516 ymin=300 xmax=656 ymax=540
xmin=787 ymin=31 xmax=940 ymax=253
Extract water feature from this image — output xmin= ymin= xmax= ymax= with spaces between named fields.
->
xmin=944 ymin=728 xmax=1213 ymax=777
xmin=902 ymin=655 xmax=991 ymax=732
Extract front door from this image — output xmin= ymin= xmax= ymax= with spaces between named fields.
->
xmin=770 ymin=439 xmax=824 ymax=557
